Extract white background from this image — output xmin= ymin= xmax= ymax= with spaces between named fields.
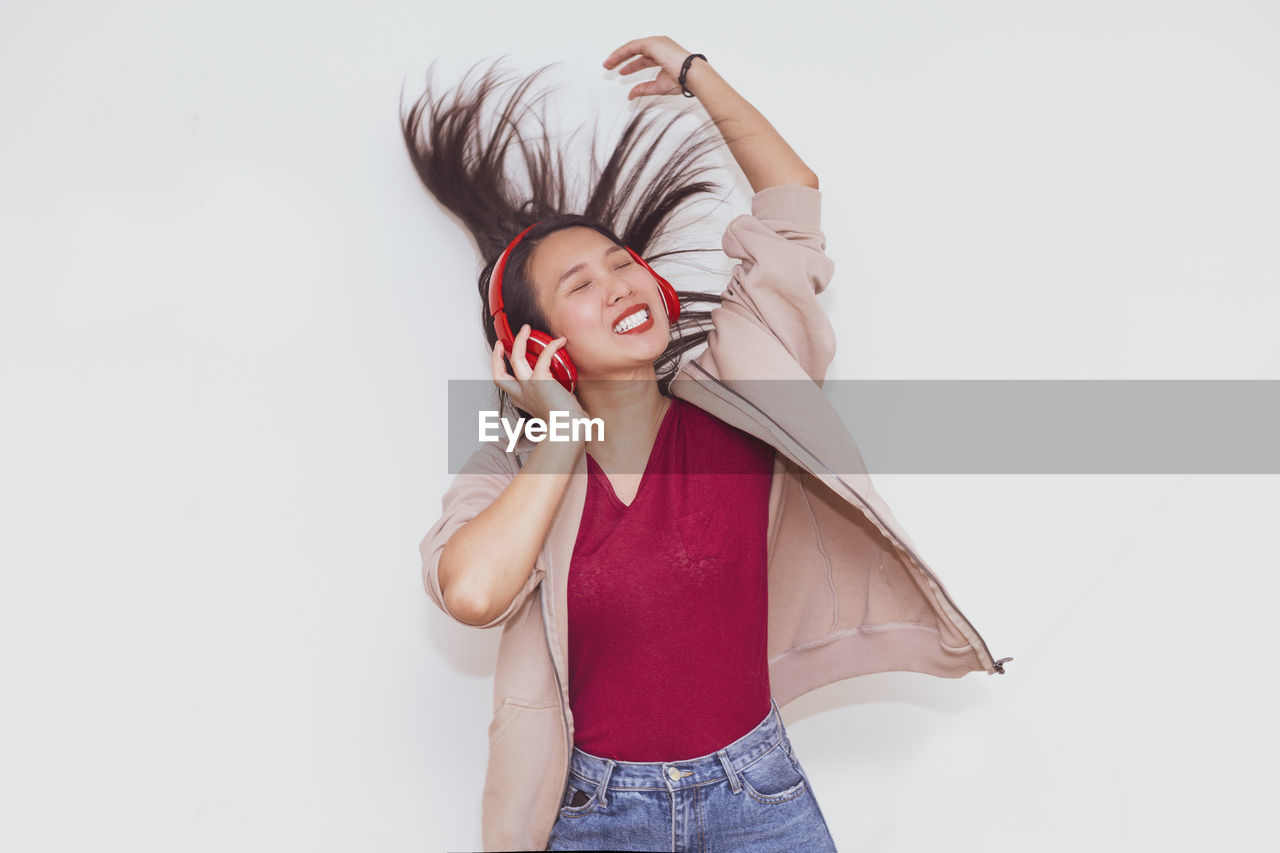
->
xmin=2 ymin=1 xmax=1278 ymax=851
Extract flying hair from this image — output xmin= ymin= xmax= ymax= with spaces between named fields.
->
xmin=399 ymin=56 xmax=735 ymax=419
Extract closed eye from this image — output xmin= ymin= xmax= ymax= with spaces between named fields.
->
xmin=571 ymin=262 xmax=632 ymax=292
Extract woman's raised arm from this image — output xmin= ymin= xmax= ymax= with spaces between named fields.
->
xmin=603 ymin=36 xmax=820 ymax=193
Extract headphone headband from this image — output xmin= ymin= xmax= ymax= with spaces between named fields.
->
xmin=487 ymin=222 xmax=539 ymax=320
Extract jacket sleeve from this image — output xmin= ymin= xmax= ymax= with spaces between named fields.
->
xmin=712 ymin=184 xmax=838 ymax=383
xmin=419 ymin=444 xmax=546 ymax=630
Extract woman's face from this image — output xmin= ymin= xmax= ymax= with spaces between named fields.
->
xmin=526 ymin=226 xmax=671 ymax=378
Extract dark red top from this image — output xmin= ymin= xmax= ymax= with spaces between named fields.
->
xmin=566 ymin=397 xmax=776 ymax=761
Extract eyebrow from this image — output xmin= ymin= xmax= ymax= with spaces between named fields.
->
xmin=557 ymin=244 xmax=628 ymax=289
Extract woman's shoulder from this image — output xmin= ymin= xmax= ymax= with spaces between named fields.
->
xmin=671 ymin=394 xmax=725 ymax=430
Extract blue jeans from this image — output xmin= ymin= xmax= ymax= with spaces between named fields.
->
xmin=545 ymin=697 xmax=838 ymax=852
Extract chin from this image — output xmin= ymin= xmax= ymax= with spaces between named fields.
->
xmin=638 ymin=335 xmax=670 ymax=363
xmin=578 ymin=330 xmax=669 ymax=376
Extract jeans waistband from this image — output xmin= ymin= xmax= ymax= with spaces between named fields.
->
xmin=565 ymin=697 xmax=793 ymax=795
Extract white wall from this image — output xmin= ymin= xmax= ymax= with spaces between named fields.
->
xmin=2 ymin=1 xmax=1277 ymax=850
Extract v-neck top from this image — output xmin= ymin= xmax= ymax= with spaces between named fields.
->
xmin=566 ymin=396 xmax=776 ymax=761
xmin=583 ymin=398 xmax=678 ymax=510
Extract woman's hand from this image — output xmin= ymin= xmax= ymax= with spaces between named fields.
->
xmin=491 ymin=324 xmax=588 ymax=425
xmin=602 ymin=36 xmax=697 ymax=100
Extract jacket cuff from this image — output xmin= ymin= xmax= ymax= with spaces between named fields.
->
xmin=749 ymin=184 xmax=822 ymax=229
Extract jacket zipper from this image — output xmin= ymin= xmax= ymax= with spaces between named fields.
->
xmin=518 ymin=447 xmax=574 ymax=803
xmin=685 ymin=362 xmax=1012 ymax=674
xmin=539 ymin=578 xmax=574 ymax=800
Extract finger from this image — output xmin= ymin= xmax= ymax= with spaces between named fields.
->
xmin=602 ymin=39 xmax=645 ymax=70
xmin=531 ymin=335 xmax=567 ymax=377
xmin=491 ymin=339 xmax=514 ymax=381
xmin=628 ymin=80 xmax=662 ymax=100
xmin=616 ymin=55 xmax=658 ymax=77
xmin=510 ymin=324 xmax=533 ymax=380
xmin=630 ymin=72 xmax=680 ymax=100
xmin=490 ymin=342 xmax=526 ymax=403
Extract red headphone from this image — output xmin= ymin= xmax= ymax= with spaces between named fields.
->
xmin=487 ymin=223 xmax=681 ymax=393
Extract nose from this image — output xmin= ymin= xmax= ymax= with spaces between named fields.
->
xmin=606 ymin=273 xmax=635 ymax=302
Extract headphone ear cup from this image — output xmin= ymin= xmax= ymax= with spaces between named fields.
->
xmin=524 ymin=329 xmax=578 ymax=394
xmin=624 ymin=247 xmax=681 ymax=324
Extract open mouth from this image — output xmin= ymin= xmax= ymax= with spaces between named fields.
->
xmin=612 ymin=306 xmax=652 ymax=334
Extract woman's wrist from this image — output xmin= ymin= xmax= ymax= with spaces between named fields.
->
xmin=678 ymin=56 xmax=722 ymax=102
xmin=680 ymin=61 xmax=756 ymax=133
xmin=677 ymin=53 xmax=707 ymax=97
xmin=525 ymin=431 xmax=587 ymax=471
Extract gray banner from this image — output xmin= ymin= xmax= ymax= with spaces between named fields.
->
xmin=446 ymin=379 xmax=1280 ymax=474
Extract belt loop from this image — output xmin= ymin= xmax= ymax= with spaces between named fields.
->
xmin=769 ymin=697 xmax=791 ymax=757
xmin=597 ymin=759 xmax=615 ymax=808
xmin=716 ymin=748 xmax=741 ymax=794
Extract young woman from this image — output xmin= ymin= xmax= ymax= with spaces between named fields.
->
xmin=404 ymin=35 xmax=1009 ymax=852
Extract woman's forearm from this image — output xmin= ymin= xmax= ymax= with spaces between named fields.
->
xmin=682 ymin=60 xmax=819 ymax=193
xmin=438 ymin=437 xmax=585 ymax=625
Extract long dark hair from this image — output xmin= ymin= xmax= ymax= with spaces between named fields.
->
xmin=399 ymin=57 xmax=732 ymax=418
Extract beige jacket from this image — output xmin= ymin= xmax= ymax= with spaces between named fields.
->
xmin=420 ymin=184 xmax=1010 ymax=852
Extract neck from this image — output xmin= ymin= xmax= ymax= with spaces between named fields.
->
xmin=575 ymin=371 xmax=669 ymax=461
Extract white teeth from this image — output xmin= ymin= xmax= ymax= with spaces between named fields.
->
xmin=613 ymin=307 xmax=649 ymax=333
